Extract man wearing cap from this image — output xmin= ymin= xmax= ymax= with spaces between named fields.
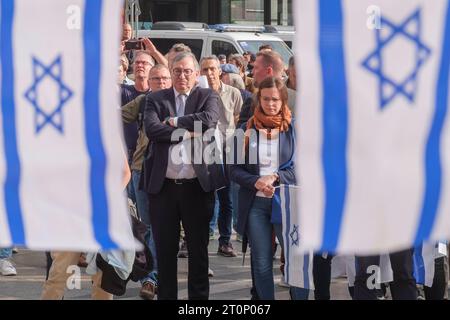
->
xmin=220 ymin=64 xmax=252 ymax=111
xmin=219 ymin=63 xmax=253 ymax=242
xmin=228 ymin=54 xmax=256 ymax=94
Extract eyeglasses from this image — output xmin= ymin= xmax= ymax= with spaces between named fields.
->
xmin=134 ymin=60 xmax=152 ymax=66
xmin=172 ymin=68 xmax=194 ymax=77
xmin=150 ymin=76 xmax=171 ymax=81
xmin=261 ymin=96 xmax=281 ymax=103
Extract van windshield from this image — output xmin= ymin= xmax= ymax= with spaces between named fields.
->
xmin=237 ymin=41 xmax=293 ymax=66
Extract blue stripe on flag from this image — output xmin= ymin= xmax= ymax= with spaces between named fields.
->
xmin=415 ymin=2 xmax=450 ymax=244
xmin=83 ymin=0 xmax=116 ymax=248
xmin=0 ymin=0 xmax=26 ymax=244
xmin=413 ymin=244 xmax=426 ymax=285
xmin=319 ymin=0 xmax=348 ymax=251
xmin=303 ymin=253 xmax=310 ymax=289
xmin=284 ymin=185 xmax=291 ymax=284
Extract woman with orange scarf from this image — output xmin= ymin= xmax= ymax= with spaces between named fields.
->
xmin=230 ymin=77 xmax=307 ymax=299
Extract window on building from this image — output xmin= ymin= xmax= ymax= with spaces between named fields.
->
xmin=212 ymin=40 xmax=239 ymax=59
xmin=230 ymin=0 xmax=264 ymax=25
xmin=230 ymin=0 xmax=293 ymax=26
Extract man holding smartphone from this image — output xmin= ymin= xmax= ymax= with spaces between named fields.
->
xmin=122 ymin=36 xmax=168 ymax=68
xmin=121 ymin=51 xmax=154 ymax=184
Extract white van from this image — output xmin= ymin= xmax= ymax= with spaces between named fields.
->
xmin=210 ymin=24 xmax=295 ymax=50
xmin=137 ymin=22 xmax=293 ymax=66
xmin=263 ymin=25 xmax=295 ymax=50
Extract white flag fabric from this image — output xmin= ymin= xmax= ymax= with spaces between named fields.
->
xmin=413 ymin=243 xmax=436 ymax=287
xmin=330 ymin=242 xmax=448 ymax=288
xmin=278 ymin=185 xmax=314 ymax=289
xmin=413 ymin=241 xmax=447 ymax=287
xmin=0 ymin=0 xmax=135 ymax=251
xmin=330 ymin=254 xmax=393 ymax=287
xmin=295 ymin=0 xmax=450 ymax=254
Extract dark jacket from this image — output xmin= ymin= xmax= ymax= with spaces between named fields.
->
xmin=229 ymin=122 xmax=296 ymax=236
xmin=96 ymin=215 xmax=152 ymax=296
xmin=120 ymin=85 xmax=150 ymax=163
xmin=143 ymin=86 xmax=226 ymax=194
xmin=237 ymin=95 xmax=254 ymax=128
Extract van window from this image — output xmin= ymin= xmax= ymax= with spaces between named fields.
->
xmin=212 ymin=40 xmax=238 ymax=59
xmin=238 ymin=40 xmax=292 ymax=66
xmin=148 ymin=38 xmax=203 ymax=62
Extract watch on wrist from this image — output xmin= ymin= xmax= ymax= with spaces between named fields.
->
xmin=274 ymin=173 xmax=280 ymax=183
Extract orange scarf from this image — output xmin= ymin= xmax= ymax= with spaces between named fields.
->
xmin=244 ymin=104 xmax=292 ymax=151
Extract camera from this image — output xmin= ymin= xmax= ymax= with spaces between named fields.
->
xmin=124 ymin=40 xmax=142 ymax=50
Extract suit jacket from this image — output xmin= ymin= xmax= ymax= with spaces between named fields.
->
xmin=229 ymin=122 xmax=296 ymax=236
xmin=143 ymin=86 xmax=225 ymax=194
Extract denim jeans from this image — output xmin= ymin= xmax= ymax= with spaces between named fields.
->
xmin=247 ymin=197 xmax=309 ymax=300
xmin=0 ymin=248 xmax=12 ymax=259
xmin=209 ymin=194 xmax=220 ymax=235
xmin=131 ymin=170 xmax=157 ymax=285
xmin=217 ymin=185 xmax=233 ymax=246
xmin=126 ymin=178 xmax=136 ymax=204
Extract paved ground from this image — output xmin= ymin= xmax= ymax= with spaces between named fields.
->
xmin=11 ymin=233 xmax=440 ymax=300
xmin=0 ymin=233 xmax=355 ymax=300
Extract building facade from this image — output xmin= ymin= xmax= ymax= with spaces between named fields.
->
xmin=128 ymin=0 xmax=293 ymax=28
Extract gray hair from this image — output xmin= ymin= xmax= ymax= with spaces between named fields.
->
xmin=199 ymin=55 xmax=221 ymax=69
xmin=150 ymin=63 xmax=170 ymax=73
xmin=172 ymin=52 xmax=200 ymax=71
xmin=133 ymin=51 xmax=155 ymax=66
xmin=168 ymin=43 xmax=192 ymax=54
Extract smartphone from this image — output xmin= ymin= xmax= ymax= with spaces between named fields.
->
xmin=124 ymin=40 xmax=142 ymax=50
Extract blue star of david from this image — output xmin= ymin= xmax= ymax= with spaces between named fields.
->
xmin=361 ymin=8 xmax=431 ymax=110
xmin=290 ymin=224 xmax=299 ymax=247
xmin=24 ymin=55 xmax=73 ymax=134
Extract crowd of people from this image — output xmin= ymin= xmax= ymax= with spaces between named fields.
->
xmin=0 ymin=22 xmax=448 ymax=301
xmin=113 ymin=23 xmax=302 ymax=300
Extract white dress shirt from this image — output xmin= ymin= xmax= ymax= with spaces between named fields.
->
xmin=165 ymin=88 xmax=197 ymax=179
xmin=257 ymin=130 xmax=279 ymax=198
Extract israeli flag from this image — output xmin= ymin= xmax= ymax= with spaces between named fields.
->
xmin=413 ymin=241 xmax=447 ymax=287
xmin=0 ymin=0 xmax=135 ymax=251
xmin=279 ymin=185 xmax=314 ymax=289
xmin=295 ymin=0 xmax=450 ymax=254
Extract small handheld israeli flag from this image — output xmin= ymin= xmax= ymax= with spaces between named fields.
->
xmin=295 ymin=0 xmax=450 ymax=254
xmin=278 ymin=185 xmax=314 ymax=289
xmin=413 ymin=241 xmax=448 ymax=287
xmin=0 ymin=0 xmax=135 ymax=251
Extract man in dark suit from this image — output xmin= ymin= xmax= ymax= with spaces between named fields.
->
xmin=143 ymin=52 xmax=223 ymax=300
